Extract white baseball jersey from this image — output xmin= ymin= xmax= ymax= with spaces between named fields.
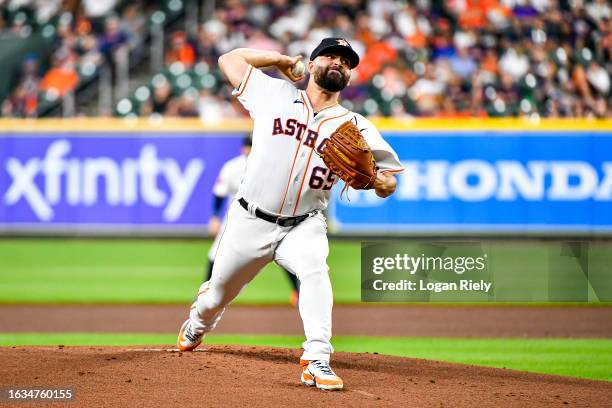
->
xmin=213 ymin=154 xmax=248 ymax=199
xmin=233 ymin=65 xmax=404 ymax=216
xmin=208 ymin=154 xmax=248 ymax=261
xmin=184 ymin=62 xmax=405 ymax=365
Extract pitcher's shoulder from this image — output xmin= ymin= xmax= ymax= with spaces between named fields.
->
xmin=342 ymin=111 xmax=378 ymax=135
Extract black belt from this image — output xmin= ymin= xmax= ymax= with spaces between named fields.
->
xmin=238 ymin=197 xmax=313 ymax=227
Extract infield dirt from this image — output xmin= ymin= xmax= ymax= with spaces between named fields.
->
xmin=2 ymin=304 xmax=611 ymax=337
xmin=2 ymin=305 xmax=611 ymax=407
xmin=1 ymin=345 xmax=611 ymax=407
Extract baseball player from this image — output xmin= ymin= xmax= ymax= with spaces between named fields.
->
xmin=178 ymin=37 xmax=403 ymax=391
xmin=206 ymin=135 xmax=300 ymax=306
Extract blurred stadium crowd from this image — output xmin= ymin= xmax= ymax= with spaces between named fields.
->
xmin=1 ymin=0 xmax=610 ymax=119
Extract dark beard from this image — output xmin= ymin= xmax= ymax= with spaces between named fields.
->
xmin=314 ymin=66 xmax=349 ymax=92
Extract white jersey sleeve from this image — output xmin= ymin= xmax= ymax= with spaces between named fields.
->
xmin=213 ymin=155 xmax=248 ymax=198
xmin=352 ymin=113 xmax=404 ymax=174
xmin=232 ymin=65 xmax=296 ymax=117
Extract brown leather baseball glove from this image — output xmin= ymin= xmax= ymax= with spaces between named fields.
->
xmin=321 ymin=120 xmax=377 ymax=192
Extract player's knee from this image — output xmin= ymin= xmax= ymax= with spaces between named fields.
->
xmin=297 ymin=267 xmax=330 ymax=285
xmin=197 ymin=287 xmax=226 ymax=317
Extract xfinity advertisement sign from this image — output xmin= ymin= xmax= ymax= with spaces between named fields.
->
xmin=5 ymin=140 xmax=205 ymax=222
xmin=2 ymin=129 xmax=611 ymax=235
xmin=332 ymin=131 xmax=612 ymax=234
xmin=0 ymin=133 xmax=242 ymax=231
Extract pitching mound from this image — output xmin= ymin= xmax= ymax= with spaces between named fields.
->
xmin=1 ymin=345 xmax=610 ymax=407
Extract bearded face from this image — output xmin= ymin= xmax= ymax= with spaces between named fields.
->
xmin=312 ymin=60 xmax=350 ymax=92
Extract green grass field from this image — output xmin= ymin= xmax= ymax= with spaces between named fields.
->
xmin=1 ymin=333 xmax=610 ymax=381
xmin=1 ymin=238 xmax=611 ymax=304
xmin=0 ymin=238 xmax=358 ymax=303
xmin=1 ymin=238 xmax=611 ymax=382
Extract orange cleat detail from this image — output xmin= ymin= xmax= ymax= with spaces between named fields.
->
xmin=300 ymin=359 xmax=343 ymax=390
xmin=290 ymin=290 xmax=299 ymax=307
xmin=177 ymin=319 xmax=204 ymax=352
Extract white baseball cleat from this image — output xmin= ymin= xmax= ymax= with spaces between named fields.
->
xmin=300 ymin=359 xmax=344 ymax=391
xmin=177 ymin=319 xmax=205 ymax=352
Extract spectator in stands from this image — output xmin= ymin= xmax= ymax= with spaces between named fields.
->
xmin=243 ymin=28 xmax=282 ymax=52
xmin=586 ymin=61 xmax=610 ymax=97
xmin=166 ymin=31 xmax=196 ymax=68
xmin=196 ymin=23 xmax=223 ymax=66
xmin=97 ymin=13 xmax=129 ymax=96
xmin=171 ymin=91 xmax=199 ymax=118
xmin=449 ymin=46 xmax=477 ymax=81
xmin=82 ymin=0 xmax=118 ymax=33
xmin=409 ymin=62 xmax=446 ymax=115
xmin=120 ymin=3 xmax=145 ymax=49
xmin=151 ymin=80 xmax=172 ymax=114
xmin=6 ymin=0 xmax=606 ymax=119
xmin=75 ymin=33 xmax=103 ymax=71
xmin=586 ymin=0 xmax=611 ymax=22
xmin=98 ymin=15 xmax=129 ymax=59
xmin=39 ymin=47 xmax=79 ymax=97
xmin=2 ymin=55 xmax=40 ymax=117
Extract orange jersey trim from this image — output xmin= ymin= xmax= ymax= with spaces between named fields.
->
xmin=278 ymin=92 xmax=311 ymax=214
xmin=291 ymin=110 xmax=351 ymax=215
xmin=380 ymin=168 xmax=405 ymax=173
xmin=235 ymin=65 xmax=254 ymax=97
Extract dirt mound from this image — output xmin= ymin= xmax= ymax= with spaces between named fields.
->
xmin=1 ymin=345 xmax=610 ymax=407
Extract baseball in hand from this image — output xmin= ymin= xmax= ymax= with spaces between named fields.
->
xmin=291 ymin=60 xmax=305 ymax=77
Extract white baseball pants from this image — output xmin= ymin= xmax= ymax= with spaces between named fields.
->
xmin=189 ymin=199 xmax=334 ymax=361
xmin=207 ymin=218 xmax=225 ymax=261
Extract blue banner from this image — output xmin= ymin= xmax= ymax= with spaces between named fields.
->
xmin=331 ymin=131 xmax=612 ymax=234
xmin=0 ymin=133 xmax=243 ymax=231
xmin=2 ymin=129 xmax=612 ymax=234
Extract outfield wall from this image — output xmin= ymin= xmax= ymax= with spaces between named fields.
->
xmin=1 ymin=118 xmax=611 ymax=236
